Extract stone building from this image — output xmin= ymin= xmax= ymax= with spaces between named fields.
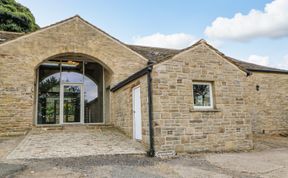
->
xmin=0 ymin=16 xmax=287 ymax=156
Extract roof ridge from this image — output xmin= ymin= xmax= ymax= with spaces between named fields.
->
xmin=143 ymin=39 xmax=204 ymax=63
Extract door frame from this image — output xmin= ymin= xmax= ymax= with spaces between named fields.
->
xmin=60 ymin=83 xmax=84 ymax=124
xmin=132 ymin=85 xmax=142 ymax=140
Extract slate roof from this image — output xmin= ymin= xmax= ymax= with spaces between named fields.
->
xmin=127 ymin=45 xmax=179 ymax=63
xmin=127 ymin=42 xmax=288 ymax=74
xmin=227 ymin=57 xmax=288 ymax=73
xmin=0 ymin=26 xmax=287 ymax=74
xmin=0 ymin=31 xmax=23 ymax=44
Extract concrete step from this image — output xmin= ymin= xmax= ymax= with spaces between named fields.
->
xmin=32 ymin=124 xmax=113 ymax=133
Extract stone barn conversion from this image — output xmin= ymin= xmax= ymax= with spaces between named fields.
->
xmin=0 ymin=16 xmax=287 ymax=156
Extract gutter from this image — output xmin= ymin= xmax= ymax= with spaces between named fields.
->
xmin=110 ymin=62 xmax=155 ymax=157
xmin=110 ymin=66 xmax=150 ymax=92
xmin=247 ymin=69 xmax=288 ymax=75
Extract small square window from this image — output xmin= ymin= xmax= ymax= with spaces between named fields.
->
xmin=193 ymin=82 xmax=213 ymax=109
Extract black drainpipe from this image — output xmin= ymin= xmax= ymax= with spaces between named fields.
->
xmin=147 ymin=63 xmax=155 ymax=157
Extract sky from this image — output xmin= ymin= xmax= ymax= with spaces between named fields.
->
xmin=17 ymin=0 xmax=288 ymax=69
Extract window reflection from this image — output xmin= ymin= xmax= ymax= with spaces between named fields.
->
xmin=63 ymin=85 xmax=81 ymax=122
xmin=193 ymin=83 xmax=213 ymax=108
xmin=37 ymin=60 xmax=104 ymax=125
xmin=38 ymin=64 xmax=60 ymax=124
xmin=61 ymin=60 xmax=83 ymax=83
xmin=61 ymin=72 xmax=84 ymax=83
xmin=84 ymin=62 xmax=103 ymax=123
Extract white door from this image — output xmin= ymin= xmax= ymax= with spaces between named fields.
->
xmin=133 ymin=86 xmax=142 ymax=140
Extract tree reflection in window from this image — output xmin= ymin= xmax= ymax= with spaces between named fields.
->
xmin=193 ymin=83 xmax=212 ymax=107
xmin=37 ymin=60 xmax=104 ymax=124
xmin=63 ymin=85 xmax=81 ymax=122
xmin=38 ymin=75 xmax=60 ymax=124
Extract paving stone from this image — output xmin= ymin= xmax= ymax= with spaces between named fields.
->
xmin=7 ymin=128 xmax=146 ymax=159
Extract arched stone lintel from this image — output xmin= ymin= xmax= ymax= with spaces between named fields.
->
xmin=34 ymin=52 xmax=114 ymax=75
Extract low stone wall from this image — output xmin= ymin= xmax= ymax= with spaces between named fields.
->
xmin=247 ymin=72 xmax=288 ymax=135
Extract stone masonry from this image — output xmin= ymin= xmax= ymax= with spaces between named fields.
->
xmin=112 ymin=75 xmax=150 ymax=148
xmin=0 ymin=16 xmax=147 ymax=136
xmin=152 ymin=42 xmax=253 ymax=154
xmin=247 ymin=72 xmax=288 ymax=134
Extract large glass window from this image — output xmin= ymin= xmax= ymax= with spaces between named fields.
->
xmin=37 ymin=59 xmax=104 ymax=124
xmin=193 ymin=82 xmax=213 ymax=109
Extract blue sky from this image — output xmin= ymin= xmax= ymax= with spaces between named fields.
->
xmin=17 ymin=0 xmax=288 ymax=69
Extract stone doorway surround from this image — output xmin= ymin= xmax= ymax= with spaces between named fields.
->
xmin=6 ymin=127 xmax=146 ymax=160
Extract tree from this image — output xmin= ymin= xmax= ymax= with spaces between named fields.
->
xmin=0 ymin=0 xmax=39 ymax=32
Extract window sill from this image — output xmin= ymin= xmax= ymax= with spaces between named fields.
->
xmin=189 ymin=108 xmax=221 ymax=112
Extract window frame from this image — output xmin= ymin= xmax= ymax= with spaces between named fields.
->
xmin=192 ymin=82 xmax=214 ymax=109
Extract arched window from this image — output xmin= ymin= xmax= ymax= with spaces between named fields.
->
xmin=37 ymin=58 xmax=104 ymax=124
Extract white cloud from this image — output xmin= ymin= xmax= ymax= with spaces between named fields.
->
xmin=132 ymin=33 xmax=197 ymax=49
xmin=205 ymin=0 xmax=288 ymax=41
xmin=282 ymin=55 xmax=288 ymax=68
xmin=244 ymin=54 xmax=288 ymax=70
xmin=275 ymin=54 xmax=288 ymax=69
xmin=245 ymin=55 xmax=270 ymax=66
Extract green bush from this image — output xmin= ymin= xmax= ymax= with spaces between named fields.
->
xmin=0 ymin=0 xmax=39 ymax=32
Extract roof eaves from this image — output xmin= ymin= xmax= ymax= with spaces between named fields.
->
xmin=0 ymin=31 xmax=24 ymax=44
xmin=247 ymin=69 xmax=288 ymax=74
xmin=110 ymin=65 xmax=151 ymax=92
xmin=0 ymin=31 xmax=24 ymax=35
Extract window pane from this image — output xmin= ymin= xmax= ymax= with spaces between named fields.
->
xmin=37 ymin=62 xmax=61 ymax=124
xmin=193 ymin=84 xmax=211 ymax=107
xmin=61 ymin=60 xmax=83 ymax=83
xmin=84 ymin=62 xmax=103 ymax=123
xmin=63 ymin=85 xmax=81 ymax=123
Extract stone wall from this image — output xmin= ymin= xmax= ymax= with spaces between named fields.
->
xmin=247 ymin=72 xmax=288 ymax=134
xmin=0 ymin=16 xmax=147 ymax=136
xmin=152 ymin=42 xmax=253 ymax=154
xmin=111 ymin=75 xmax=150 ymax=147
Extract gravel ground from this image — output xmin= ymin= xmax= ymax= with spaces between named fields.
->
xmin=7 ymin=155 xmax=170 ymax=178
xmin=168 ymin=155 xmax=259 ymax=178
xmin=1 ymin=135 xmax=287 ymax=178
xmin=2 ymin=154 xmax=260 ymax=178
